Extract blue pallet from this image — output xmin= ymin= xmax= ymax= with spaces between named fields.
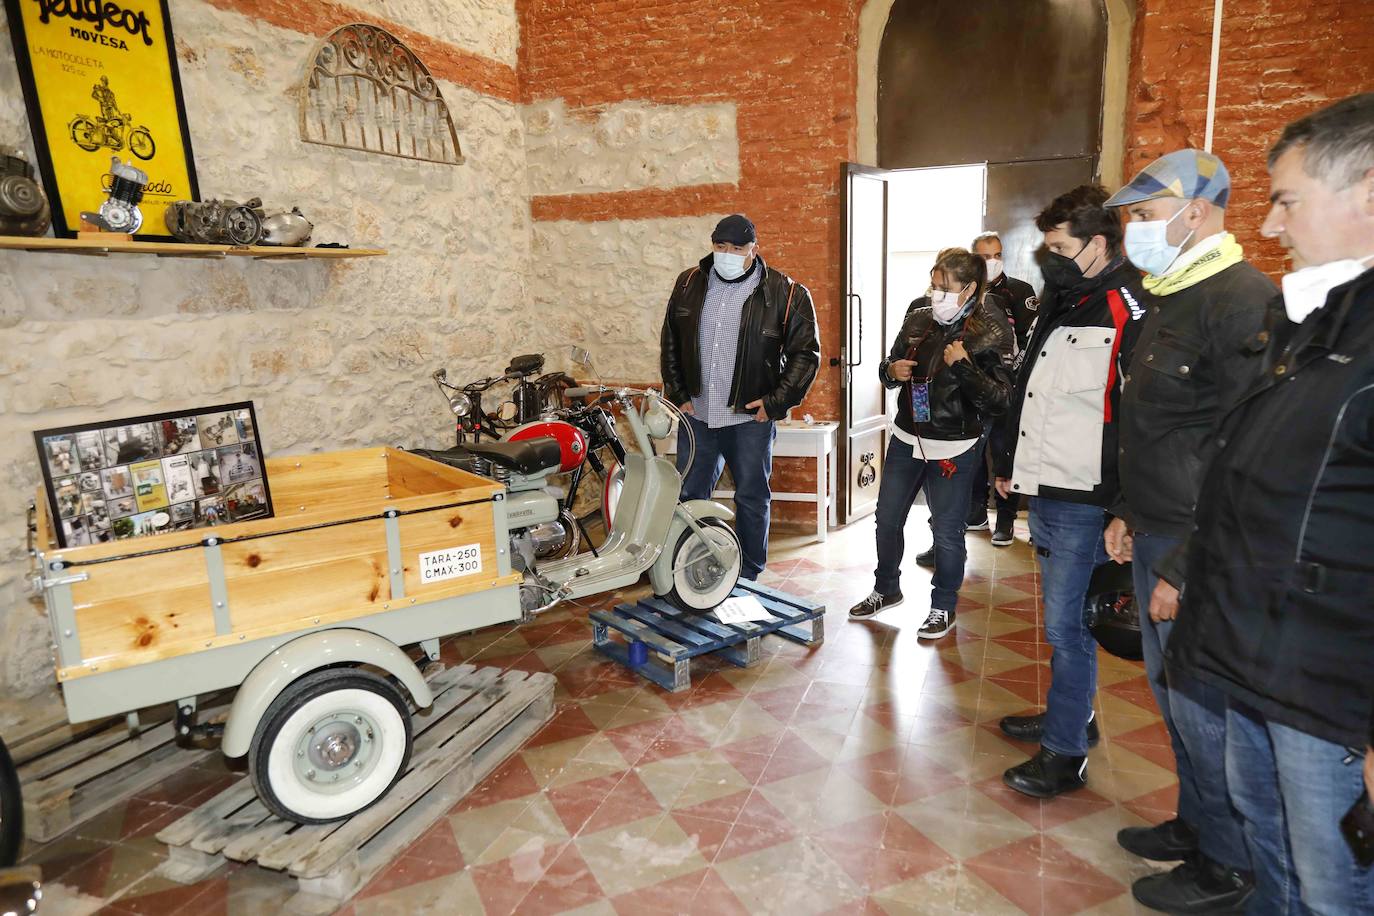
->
xmin=589 ymin=580 xmax=825 ymax=692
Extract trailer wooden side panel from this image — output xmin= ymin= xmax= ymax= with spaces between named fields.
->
xmin=38 ymin=448 xmax=517 ymax=683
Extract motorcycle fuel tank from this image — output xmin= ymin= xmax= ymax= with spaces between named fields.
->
xmin=505 ymin=420 xmax=588 ymax=473
xmin=501 ymin=489 xmax=559 ymax=528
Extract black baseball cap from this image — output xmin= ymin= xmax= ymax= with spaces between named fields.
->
xmin=711 ymin=214 xmax=756 ymax=246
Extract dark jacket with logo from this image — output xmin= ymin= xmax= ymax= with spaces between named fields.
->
xmin=1167 ymin=267 xmax=1374 ymax=748
xmin=660 ymin=255 xmax=820 ymax=420
xmin=993 ymin=259 xmax=1148 ymax=509
xmin=1117 ymin=261 xmax=1276 ymax=537
xmin=989 ymin=274 xmax=1039 ymax=353
xmin=878 ymin=295 xmax=1015 ymax=441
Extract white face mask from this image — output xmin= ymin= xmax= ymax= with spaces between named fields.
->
xmin=1281 ymin=255 xmax=1374 ymax=323
xmin=1124 ymin=204 xmax=1195 ymax=277
xmin=984 ymin=257 xmax=1004 ymax=283
xmin=930 ymin=287 xmax=969 ymax=324
xmin=712 ymin=251 xmax=749 ymax=280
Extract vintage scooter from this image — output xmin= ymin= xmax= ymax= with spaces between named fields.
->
xmin=413 ymin=381 xmax=741 ymax=615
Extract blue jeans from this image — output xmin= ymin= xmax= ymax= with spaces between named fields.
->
xmin=873 ymin=437 xmax=979 ymax=611
xmin=1226 ymin=700 xmax=1374 ymax=915
xmin=677 ymin=413 xmax=775 ymax=579
xmin=1134 ymin=531 xmax=1248 ymax=870
xmin=1028 ymin=497 xmax=1107 ymax=757
xmin=969 ymin=425 xmax=1020 ymax=525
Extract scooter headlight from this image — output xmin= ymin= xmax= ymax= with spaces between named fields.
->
xmin=645 ymin=399 xmax=673 ymax=439
xmin=448 ymin=396 xmax=471 ymax=419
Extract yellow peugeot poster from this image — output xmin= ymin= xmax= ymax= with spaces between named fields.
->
xmin=3 ymin=0 xmax=199 ymax=238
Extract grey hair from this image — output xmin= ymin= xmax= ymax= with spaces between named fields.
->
xmin=971 ymin=230 xmax=1001 ymax=249
xmin=1269 ymin=92 xmax=1374 ymax=188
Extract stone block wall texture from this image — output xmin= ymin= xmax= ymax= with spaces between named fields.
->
xmin=1124 ymin=0 xmax=1374 ymax=277
xmin=0 ymin=0 xmax=536 ymax=695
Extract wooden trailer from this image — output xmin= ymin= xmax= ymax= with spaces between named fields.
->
xmin=30 ymin=446 xmax=524 ymax=822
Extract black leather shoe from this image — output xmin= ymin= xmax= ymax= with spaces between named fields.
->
xmin=1132 ymin=855 xmax=1253 ymax=914
xmin=915 ymin=547 xmax=935 ymax=569
xmin=1117 ymin=817 xmax=1199 ymax=861
xmin=998 ymin=712 xmax=1100 ymax=747
xmin=1003 ymin=747 xmax=1087 ymax=798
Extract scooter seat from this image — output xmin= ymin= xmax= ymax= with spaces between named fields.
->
xmin=459 ymin=438 xmax=562 ymax=475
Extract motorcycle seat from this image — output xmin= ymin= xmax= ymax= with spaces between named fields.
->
xmin=465 ymin=438 xmax=562 ymax=474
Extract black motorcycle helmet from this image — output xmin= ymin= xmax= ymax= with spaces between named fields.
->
xmin=1083 ymin=561 xmax=1142 ymax=661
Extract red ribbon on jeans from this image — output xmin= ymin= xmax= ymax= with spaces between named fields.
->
xmin=939 ymin=459 xmax=958 ymax=479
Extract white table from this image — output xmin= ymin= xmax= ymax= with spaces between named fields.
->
xmin=662 ymin=419 xmax=838 ymax=543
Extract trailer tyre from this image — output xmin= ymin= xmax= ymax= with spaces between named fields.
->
xmin=249 ymin=668 xmax=412 ymax=824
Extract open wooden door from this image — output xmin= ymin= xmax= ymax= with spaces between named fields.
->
xmin=838 ymin=164 xmax=891 ymax=524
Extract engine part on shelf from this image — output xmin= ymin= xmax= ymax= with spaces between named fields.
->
xmin=0 ymin=151 xmax=50 ymax=237
xmin=165 ymin=197 xmax=265 ymax=245
xmin=80 ymin=157 xmax=147 ymax=234
xmin=258 ymin=207 xmax=313 ymax=247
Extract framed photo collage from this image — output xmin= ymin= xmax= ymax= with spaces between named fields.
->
xmin=35 ymin=402 xmax=274 ymax=548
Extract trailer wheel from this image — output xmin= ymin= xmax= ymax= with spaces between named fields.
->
xmin=665 ymin=518 xmax=741 ymax=613
xmin=249 ymin=668 xmax=412 ymax=824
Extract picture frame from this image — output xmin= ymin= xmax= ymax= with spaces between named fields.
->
xmin=34 ymin=402 xmax=273 ymax=548
xmin=3 ymin=0 xmax=200 ymax=239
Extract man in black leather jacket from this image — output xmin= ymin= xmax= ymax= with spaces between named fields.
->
xmin=848 ymin=248 xmax=1014 ymax=638
xmin=1162 ymin=93 xmax=1374 ymax=916
xmin=970 ymin=230 xmax=1040 ymax=543
xmin=660 ymin=214 xmax=820 ymax=580
xmin=1102 ymin=149 xmax=1273 ymax=915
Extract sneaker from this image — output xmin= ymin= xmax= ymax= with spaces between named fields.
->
xmin=1117 ymin=817 xmax=1199 ymax=861
xmin=965 ymin=515 xmax=990 ymax=531
xmin=991 ymin=526 xmax=1014 ymax=547
xmin=1131 ymin=854 xmax=1253 ymax=914
xmin=917 ymin=607 xmax=955 ymax=639
xmin=1003 ymin=747 xmax=1087 ymax=798
xmin=999 ymin=711 xmax=1101 ymax=747
xmin=915 ymin=547 xmax=935 ymax=569
xmin=849 ymin=590 xmax=902 ymax=620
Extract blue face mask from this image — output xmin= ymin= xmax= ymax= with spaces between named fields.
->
xmin=713 ymin=251 xmax=749 ymax=280
xmin=1125 ymin=204 xmax=1194 ymax=277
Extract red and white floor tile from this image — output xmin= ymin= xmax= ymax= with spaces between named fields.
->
xmin=23 ymin=513 xmax=1176 ymax=915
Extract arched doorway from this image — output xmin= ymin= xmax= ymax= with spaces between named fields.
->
xmin=837 ymin=0 xmax=1135 ymax=524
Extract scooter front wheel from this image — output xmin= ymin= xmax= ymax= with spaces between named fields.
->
xmin=665 ymin=518 xmax=741 ymax=613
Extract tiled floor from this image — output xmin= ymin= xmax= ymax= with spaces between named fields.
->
xmin=22 ymin=512 xmax=1179 ymax=915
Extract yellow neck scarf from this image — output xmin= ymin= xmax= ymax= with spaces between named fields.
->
xmin=1142 ymin=233 xmax=1245 ymax=296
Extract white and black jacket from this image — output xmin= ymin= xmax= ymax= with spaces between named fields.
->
xmin=993 ymin=259 xmax=1148 ymax=509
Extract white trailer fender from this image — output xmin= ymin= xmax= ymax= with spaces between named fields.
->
xmin=648 ymin=499 xmax=736 ymax=596
xmin=220 ymin=628 xmax=432 ymax=758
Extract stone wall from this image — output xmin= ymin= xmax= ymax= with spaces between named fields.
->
xmin=0 ymin=0 xmax=536 ymax=695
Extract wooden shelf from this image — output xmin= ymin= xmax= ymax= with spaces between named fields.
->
xmin=0 ymin=234 xmax=386 ymax=261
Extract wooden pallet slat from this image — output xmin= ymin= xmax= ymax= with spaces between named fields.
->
xmin=592 ymin=583 xmax=824 ymax=693
xmin=154 ymin=664 xmax=555 ymax=914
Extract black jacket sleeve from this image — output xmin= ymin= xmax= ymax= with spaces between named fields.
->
xmin=879 ymin=299 xmax=923 ymax=389
xmin=762 ymin=281 xmax=821 ymax=419
xmin=948 ymin=299 xmax=1015 ymax=417
xmin=659 ymin=274 xmax=691 ymax=407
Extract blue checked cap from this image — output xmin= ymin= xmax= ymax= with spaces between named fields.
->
xmin=1106 ymin=149 xmax=1231 ymax=208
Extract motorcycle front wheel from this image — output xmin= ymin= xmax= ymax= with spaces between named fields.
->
xmin=665 ymin=518 xmax=741 ymax=613
xmin=129 ymin=128 xmax=156 ymax=160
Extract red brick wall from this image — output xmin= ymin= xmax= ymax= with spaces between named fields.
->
xmin=1123 ymin=0 xmax=1374 ymax=277
xmin=518 ymin=0 xmax=859 ymax=425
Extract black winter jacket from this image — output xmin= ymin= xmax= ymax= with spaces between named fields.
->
xmin=879 ymin=295 xmax=1015 ymax=441
xmin=1117 ymin=261 xmax=1276 ymax=537
xmin=660 ymin=255 xmax=820 ymax=420
xmin=1167 ymin=267 xmax=1374 ymax=748
xmin=988 ymin=274 xmax=1040 ymax=353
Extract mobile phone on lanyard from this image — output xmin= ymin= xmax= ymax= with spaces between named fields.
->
xmin=906 ymin=334 xmax=932 ymax=423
